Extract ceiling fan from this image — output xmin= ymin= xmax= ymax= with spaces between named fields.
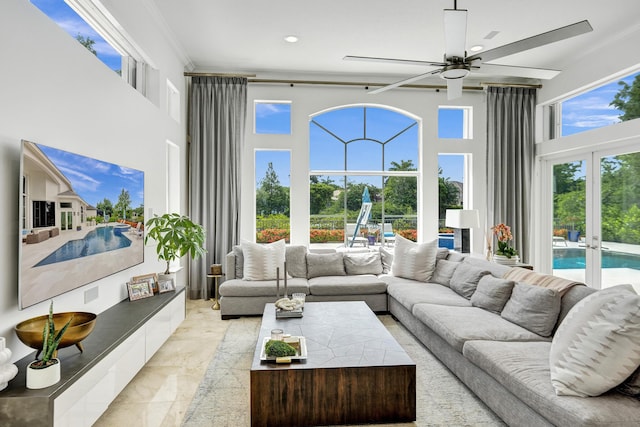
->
xmin=344 ymin=0 xmax=592 ymax=100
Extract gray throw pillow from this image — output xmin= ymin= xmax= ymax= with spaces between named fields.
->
xmin=285 ymin=245 xmax=308 ymax=278
xmin=343 ymin=252 xmax=383 ymax=275
xmin=501 ymin=282 xmax=561 ymax=337
xmin=430 ymin=259 xmax=460 ymax=287
xmin=470 ymin=275 xmax=515 ymax=314
xmin=447 ymin=252 xmax=466 ymax=262
xmin=306 ymin=252 xmax=346 ymax=279
xmin=449 ymin=262 xmax=490 ymax=299
xmin=436 ymin=248 xmax=449 ymax=261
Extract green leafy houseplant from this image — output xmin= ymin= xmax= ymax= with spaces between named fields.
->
xmin=144 ymin=213 xmax=207 ymax=274
xmin=31 ymin=302 xmax=73 ymax=369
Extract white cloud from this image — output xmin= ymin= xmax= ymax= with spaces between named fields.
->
xmin=58 ymin=165 xmax=102 ymax=192
xmin=255 ymin=103 xmax=289 ymax=118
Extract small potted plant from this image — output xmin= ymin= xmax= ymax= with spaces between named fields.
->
xmin=144 ymin=213 xmax=207 ymax=276
xmin=491 ymin=223 xmax=520 ymax=265
xmin=26 ymin=301 xmax=73 ymax=389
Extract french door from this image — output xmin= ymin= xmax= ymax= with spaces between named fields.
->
xmin=548 ymin=147 xmax=640 ymax=292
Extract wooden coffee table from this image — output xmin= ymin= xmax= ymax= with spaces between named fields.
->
xmin=250 ymin=301 xmax=416 ymax=427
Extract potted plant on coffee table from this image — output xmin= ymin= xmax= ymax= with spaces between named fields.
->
xmin=144 ymin=213 xmax=207 ymax=279
xmin=26 ymin=301 xmax=73 ymax=389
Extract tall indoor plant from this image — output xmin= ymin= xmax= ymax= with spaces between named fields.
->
xmin=144 ymin=213 xmax=207 ymax=275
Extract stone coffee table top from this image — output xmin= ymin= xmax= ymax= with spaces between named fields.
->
xmin=252 ymin=301 xmax=414 ymax=370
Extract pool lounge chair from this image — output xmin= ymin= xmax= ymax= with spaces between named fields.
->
xmin=552 ymin=236 xmax=567 ymax=246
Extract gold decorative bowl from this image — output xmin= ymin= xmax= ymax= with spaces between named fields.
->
xmin=15 ymin=312 xmax=97 ymax=358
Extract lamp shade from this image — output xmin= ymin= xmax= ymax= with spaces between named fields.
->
xmin=445 ymin=209 xmax=480 ymax=229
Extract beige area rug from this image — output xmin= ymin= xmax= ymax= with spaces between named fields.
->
xmin=181 ymin=315 xmax=505 ymax=427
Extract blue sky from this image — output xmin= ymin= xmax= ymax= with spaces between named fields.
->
xmin=37 ymin=143 xmax=144 ymax=209
xmin=562 ymin=71 xmax=639 ymax=136
xmin=31 ymin=0 xmax=121 ymax=71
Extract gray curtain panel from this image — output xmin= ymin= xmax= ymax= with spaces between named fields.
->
xmin=486 ymin=86 xmax=536 ymax=263
xmin=188 ymin=76 xmax=247 ymax=299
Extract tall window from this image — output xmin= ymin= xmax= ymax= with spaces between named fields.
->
xmin=438 ymin=154 xmax=465 ymax=248
xmin=309 ymin=106 xmax=419 ymax=245
xmin=255 ymin=151 xmax=291 ymax=243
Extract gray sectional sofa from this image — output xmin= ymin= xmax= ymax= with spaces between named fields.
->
xmin=220 ymin=244 xmax=640 ymax=426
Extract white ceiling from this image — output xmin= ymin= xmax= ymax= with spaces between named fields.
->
xmin=151 ymin=0 xmax=640 ymax=86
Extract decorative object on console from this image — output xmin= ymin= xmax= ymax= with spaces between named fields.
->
xmin=0 ymin=337 xmax=18 ymax=391
xmin=132 ymin=273 xmax=158 ymax=293
xmin=491 ymin=223 xmax=519 ymax=264
xmin=144 ymin=213 xmax=207 ymax=275
xmin=15 ymin=306 xmax=97 ymax=358
xmin=127 ymin=280 xmax=155 ymax=301
xmin=23 ymin=302 xmax=73 ymax=389
xmin=445 ymin=209 xmax=480 ymax=253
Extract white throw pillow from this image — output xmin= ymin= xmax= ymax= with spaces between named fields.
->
xmin=241 ymin=239 xmax=286 ymax=281
xmin=549 ymin=285 xmax=640 ymax=397
xmin=391 ymin=235 xmax=438 ymax=282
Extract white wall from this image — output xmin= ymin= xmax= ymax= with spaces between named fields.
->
xmin=0 ymin=0 xmax=188 ymax=362
xmin=243 ymin=83 xmax=487 ymax=250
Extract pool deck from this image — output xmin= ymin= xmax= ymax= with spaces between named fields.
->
xmin=20 ymin=223 xmax=144 ymax=308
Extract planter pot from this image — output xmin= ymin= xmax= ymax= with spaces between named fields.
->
xmin=26 ymin=359 xmax=60 ymax=389
xmin=493 ymin=254 xmax=520 ymax=266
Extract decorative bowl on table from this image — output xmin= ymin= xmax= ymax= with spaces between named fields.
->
xmin=15 ymin=312 xmax=97 ymax=358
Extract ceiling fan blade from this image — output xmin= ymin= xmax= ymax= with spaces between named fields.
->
xmin=467 ymin=20 xmax=593 ymax=63
xmin=447 ymin=78 xmax=463 ymax=100
xmin=478 ymin=63 xmax=560 ymax=80
xmin=368 ymin=69 xmax=442 ymax=95
xmin=344 ymin=55 xmax=446 ymax=68
xmin=443 ymin=8 xmax=467 ymax=58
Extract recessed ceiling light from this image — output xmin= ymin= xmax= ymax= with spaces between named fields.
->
xmin=284 ymin=35 xmax=299 ymax=43
xmin=469 ymin=45 xmax=484 ymax=52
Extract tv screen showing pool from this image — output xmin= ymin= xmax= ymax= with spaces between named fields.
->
xmin=19 ymin=140 xmax=145 ymax=309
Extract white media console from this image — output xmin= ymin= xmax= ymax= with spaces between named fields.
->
xmin=0 ymin=287 xmax=186 ymax=426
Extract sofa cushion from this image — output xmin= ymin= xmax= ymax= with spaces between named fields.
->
xmin=448 ymin=262 xmax=491 ymax=299
xmin=391 ymin=235 xmax=438 ymax=282
xmin=308 ymin=275 xmax=386 ymax=296
xmin=501 ymin=282 xmax=561 ymax=337
xmin=470 ymin=275 xmax=515 ymax=314
xmin=306 ymin=252 xmax=346 ymax=279
xmin=464 ymin=340 xmax=640 ymax=427
xmin=343 ymin=252 xmax=383 ymax=275
xmin=412 ymin=304 xmax=548 ymax=353
xmin=617 ymin=367 xmax=640 ymax=397
xmin=285 ymin=245 xmax=308 ymax=278
xmin=430 ymin=259 xmax=460 ymax=287
xmin=219 ymin=277 xmax=309 ymax=297
xmin=241 ymin=239 xmax=286 ymax=281
xmin=550 ymin=285 xmax=640 ymax=397
xmin=384 ymin=278 xmax=471 ymax=312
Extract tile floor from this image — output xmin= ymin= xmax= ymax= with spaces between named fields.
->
xmin=94 ymin=298 xmax=229 ymax=427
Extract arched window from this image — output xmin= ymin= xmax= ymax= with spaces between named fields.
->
xmin=309 ymin=105 xmax=420 ymax=246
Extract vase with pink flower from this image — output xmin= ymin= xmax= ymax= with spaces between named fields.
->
xmin=491 ymin=223 xmax=520 ymax=265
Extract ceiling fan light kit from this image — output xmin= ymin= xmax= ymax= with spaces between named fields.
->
xmin=344 ymin=1 xmax=593 ymax=100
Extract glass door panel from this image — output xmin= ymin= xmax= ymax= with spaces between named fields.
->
xmin=599 ymin=152 xmax=640 ymax=292
xmin=552 ymin=160 xmax=587 ymax=283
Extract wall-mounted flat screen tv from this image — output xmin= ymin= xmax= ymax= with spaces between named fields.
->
xmin=19 ymin=140 xmax=145 ymax=309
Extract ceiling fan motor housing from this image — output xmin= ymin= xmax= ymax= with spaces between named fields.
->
xmin=440 ymin=63 xmax=470 ymax=79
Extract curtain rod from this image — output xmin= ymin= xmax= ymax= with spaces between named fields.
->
xmin=184 ymin=73 xmax=541 ymax=90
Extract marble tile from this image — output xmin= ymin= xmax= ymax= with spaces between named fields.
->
xmin=95 ymin=298 xmax=229 ymax=426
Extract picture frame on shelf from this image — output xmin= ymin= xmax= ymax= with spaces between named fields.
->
xmin=127 ymin=280 xmax=154 ymax=301
xmin=158 ymin=278 xmax=176 ymax=293
xmin=132 ymin=273 xmax=158 ymax=293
